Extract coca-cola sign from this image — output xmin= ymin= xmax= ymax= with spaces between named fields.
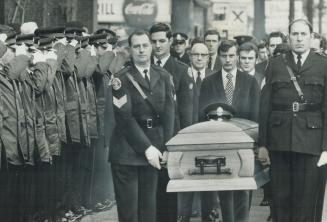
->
xmin=123 ymin=0 xmax=158 ymax=28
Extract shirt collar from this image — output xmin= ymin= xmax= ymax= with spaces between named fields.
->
xmin=248 ymin=69 xmax=255 ymax=76
xmin=210 ymin=53 xmax=217 ymax=69
xmin=135 ymin=64 xmax=151 ymax=79
xmin=222 ymin=67 xmax=237 ymax=77
xmin=191 ymin=66 xmax=206 ymax=80
xmin=292 ymin=49 xmax=310 ymax=64
xmin=154 ymin=54 xmax=170 ymax=67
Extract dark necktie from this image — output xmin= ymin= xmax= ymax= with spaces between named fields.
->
xmin=144 ymin=69 xmax=150 ymax=87
xmin=225 ymin=73 xmax=234 ymax=105
xmin=297 ymin=54 xmax=302 ymax=71
xmin=208 ymin=56 xmax=212 ymax=70
xmin=156 ymin=59 xmax=162 ymax=67
xmin=196 ymin=71 xmax=201 ymax=89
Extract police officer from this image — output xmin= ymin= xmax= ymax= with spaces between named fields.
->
xmin=109 ymin=30 xmax=175 ymax=222
xmin=172 ymin=32 xmax=190 ymax=65
xmin=259 ymin=19 xmax=327 ymax=222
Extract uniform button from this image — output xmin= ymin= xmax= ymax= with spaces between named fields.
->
xmin=293 ymin=113 xmax=297 ymax=117
xmin=297 ymin=75 xmax=300 ymax=78
xmin=150 ymin=92 xmax=153 ymax=95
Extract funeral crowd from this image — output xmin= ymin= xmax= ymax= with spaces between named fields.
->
xmin=0 ymin=18 xmax=326 ymax=222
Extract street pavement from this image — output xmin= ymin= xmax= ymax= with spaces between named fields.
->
xmin=81 ymin=189 xmax=270 ymax=222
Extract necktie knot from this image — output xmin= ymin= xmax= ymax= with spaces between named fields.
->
xmin=156 ymin=60 xmax=162 ymax=66
xmin=296 ymin=54 xmax=302 ymax=71
xmin=208 ymin=56 xmax=212 ymax=70
xmin=143 ymin=69 xmax=150 ymax=86
xmin=226 ymin=73 xmax=233 ymax=80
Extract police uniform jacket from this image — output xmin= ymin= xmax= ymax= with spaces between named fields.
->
xmin=75 ymin=48 xmax=92 ymax=147
xmin=259 ymin=50 xmax=327 ymax=155
xmin=109 ymin=64 xmax=175 ymax=166
xmin=199 ymin=69 xmax=260 ymax=122
xmin=53 ymin=43 xmax=67 ymax=144
xmin=61 ymin=44 xmax=81 ymax=143
xmin=0 ymin=55 xmax=32 ymax=165
xmin=159 ymin=56 xmax=193 ymax=131
xmin=84 ymin=52 xmax=98 ymax=139
xmin=93 ymin=51 xmax=115 ymax=138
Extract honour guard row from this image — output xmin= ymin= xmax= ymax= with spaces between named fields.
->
xmin=0 ymin=18 xmax=327 ymax=222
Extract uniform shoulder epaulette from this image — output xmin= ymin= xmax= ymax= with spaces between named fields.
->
xmin=114 ymin=65 xmax=132 ymax=78
xmin=314 ymin=51 xmax=327 ymax=58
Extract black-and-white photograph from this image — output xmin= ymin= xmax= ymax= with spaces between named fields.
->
xmin=0 ymin=0 xmax=327 ymax=221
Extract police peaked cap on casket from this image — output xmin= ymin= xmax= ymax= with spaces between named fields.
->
xmin=204 ymin=102 xmax=236 ymax=120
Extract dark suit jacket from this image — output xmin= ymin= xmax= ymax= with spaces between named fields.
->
xmin=188 ymin=68 xmax=214 ymax=126
xmin=210 ymin=55 xmax=222 ymax=71
xmin=259 ymin=50 xmax=327 ymax=155
xmin=158 ymin=56 xmax=193 ymax=131
xmin=255 ymin=60 xmax=268 ymax=75
xmin=199 ymin=69 xmax=260 ymax=122
xmin=109 ymin=64 xmax=175 ymax=166
xmin=253 ymin=70 xmax=265 ymax=88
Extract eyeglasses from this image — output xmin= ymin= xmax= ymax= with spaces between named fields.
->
xmin=191 ymin=53 xmax=209 ymax=57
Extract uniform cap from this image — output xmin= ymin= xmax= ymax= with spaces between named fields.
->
xmin=20 ymin=22 xmax=38 ymax=35
xmin=234 ymin=35 xmax=255 ymax=46
xmin=5 ymin=32 xmax=17 ymax=46
xmin=89 ymin=34 xmax=108 ymax=45
xmin=65 ymin=27 xmax=84 ymax=39
xmin=173 ymin=32 xmax=188 ymax=45
xmin=204 ymin=102 xmax=235 ymax=120
xmin=34 ymin=27 xmax=65 ymax=38
xmin=94 ymin=28 xmax=116 ymax=37
xmin=0 ymin=24 xmax=14 ymax=34
xmin=16 ymin=34 xmax=35 ymax=46
xmin=76 ymin=36 xmax=89 ymax=48
xmin=34 ymin=36 xmax=54 ymax=50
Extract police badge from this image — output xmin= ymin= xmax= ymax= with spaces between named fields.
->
xmin=189 ymin=83 xmax=193 ymax=89
xmin=109 ymin=77 xmax=122 ymax=91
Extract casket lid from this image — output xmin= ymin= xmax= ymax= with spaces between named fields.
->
xmin=166 ymin=118 xmax=258 ymax=151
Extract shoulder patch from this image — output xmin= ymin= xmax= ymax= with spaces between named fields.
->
xmin=113 ymin=95 xmax=127 ymax=108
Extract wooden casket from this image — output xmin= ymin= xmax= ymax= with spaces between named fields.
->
xmin=166 ymin=118 xmax=269 ymax=192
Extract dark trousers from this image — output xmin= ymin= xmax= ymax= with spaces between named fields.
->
xmin=90 ymin=137 xmax=115 ymax=206
xmin=112 ymin=164 xmax=158 ymax=222
xmin=219 ymin=190 xmax=250 ymax=222
xmin=157 ymin=168 xmax=177 ymax=222
xmin=0 ymin=164 xmax=36 ymax=222
xmin=270 ymin=151 xmax=325 ymax=222
xmin=178 ymin=191 xmax=218 ymax=221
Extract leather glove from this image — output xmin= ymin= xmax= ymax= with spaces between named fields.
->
xmin=56 ymin=37 xmax=67 ymax=46
xmin=15 ymin=43 xmax=28 ymax=56
xmin=257 ymin=146 xmax=270 ymax=166
xmin=32 ymin=50 xmax=46 ymax=64
xmin=317 ymin=151 xmax=327 ymax=167
xmin=145 ymin=145 xmax=163 ymax=170
xmin=45 ymin=50 xmax=58 ymax=61
xmin=0 ymin=34 xmax=7 ymax=43
xmin=89 ymin=45 xmax=96 ymax=56
xmin=69 ymin=39 xmax=78 ymax=48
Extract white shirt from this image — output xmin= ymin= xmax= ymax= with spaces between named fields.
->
xmin=292 ymin=49 xmax=310 ymax=66
xmin=222 ymin=68 xmax=237 ymax=89
xmin=191 ymin=66 xmax=206 ymax=82
xmin=209 ymin=53 xmax=218 ymax=70
xmin=135 ymin=64 xmax=151 ymax=80
xmin=154 ymin=54 xmax=170 ymax=67
xmin=248 ymin=69 xmax=255 ymax=76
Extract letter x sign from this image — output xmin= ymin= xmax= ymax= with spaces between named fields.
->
xmin=232 ymin=10 xmax=244 ymax=23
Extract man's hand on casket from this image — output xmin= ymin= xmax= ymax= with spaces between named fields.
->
xmin=145 ymin=145 xmax=163 ymax=170
xmin=257 ymin=146 xmax=270 ymax=166
xmin=317 ymin=151 xmax=327 ymax=167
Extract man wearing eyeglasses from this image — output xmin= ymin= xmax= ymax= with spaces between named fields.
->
xmin=177 ymin=42 xmax=219 ymax=222
xmin=199 ymin=40 xmax=260 ymax=222
xmin=172 ymin=32 xmax=190 ymax=66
